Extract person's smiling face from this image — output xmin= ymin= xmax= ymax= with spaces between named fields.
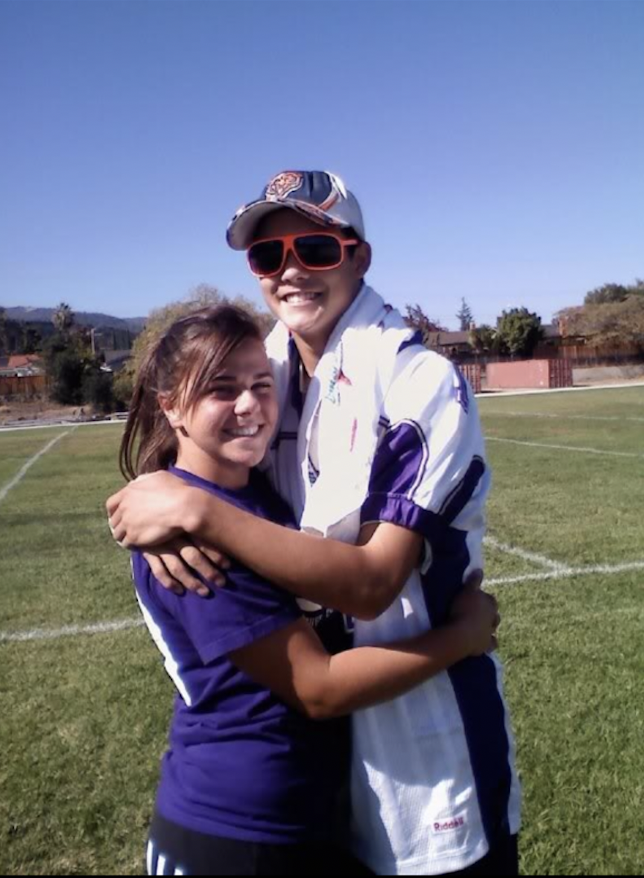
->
xmin=250 ymin=209 xmax=371 ymax=349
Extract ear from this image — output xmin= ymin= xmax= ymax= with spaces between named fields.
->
xmin=353 ymin=241 xmax=372 ymax=279
xmin=158 ymin=394 xmax=184 ymax=431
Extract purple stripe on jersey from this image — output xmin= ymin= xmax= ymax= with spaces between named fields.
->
xmin=308 ymin=454 xmax=320 ymax=486
xmin=367 ymin=421 xmax=428 ymax=500
xmin=448 ymin=654 xmax=514 ymax=844
xmin=397 ymin=331 xmax=424 ymax=354
xmin=359 ymin=490 xmax=515 ymax=846
xmin=361 ymin=493 xmax=447 ymax=543
xmin=419 ymin=531 xmax=514 ymax=849
xmin=455 ymin=367 xmax=471 ymax=414
xmin=438 ymin=456 xmax=486 ymax=524
xmin=288 ymin=337 xmax=305 ymax=417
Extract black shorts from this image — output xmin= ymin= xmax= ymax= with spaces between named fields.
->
xmin=147 ymin=811 xmax=372 ymax=877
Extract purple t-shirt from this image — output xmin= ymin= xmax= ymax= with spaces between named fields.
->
xmin=132 ymin=466 xmax=350 ymax=844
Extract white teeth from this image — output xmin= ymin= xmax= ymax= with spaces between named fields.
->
xmin=228 ymin=426 xmax=260 ymax=437
xmin=283 ymin=292 xmax=320 ymax=304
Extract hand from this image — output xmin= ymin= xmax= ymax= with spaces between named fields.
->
xmin=143 ymin=536 xmax=231 ymax=597
xmin=449 ymin=572 xmax=500 ymax=657
xmin=106 ymin=472 xmax=195 ymax=548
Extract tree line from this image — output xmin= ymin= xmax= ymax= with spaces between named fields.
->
xmin=406 ymin=279 xmax=644 ymax=360
xmin=3 ymin=275 xmax=642 ymax=410
xmin=404 ymin=301 xmax=545 ymax=359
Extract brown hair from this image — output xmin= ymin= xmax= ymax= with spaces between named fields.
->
xmin=119 ymin=305 xmax=263 ymax=481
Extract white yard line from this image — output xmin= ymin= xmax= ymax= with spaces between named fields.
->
xmin=482 ymin=411 xmax=644 ymax=424
xmin=0 ymin=430 xmax=73 ymax=505
xmin=2 ymin=384 xmax=642 ymax=434
xmin=484 ymin=536 xmax=570 ymax=572
xmin=0 ymin=618 xmax=144 ymax=644
xmin=477 ymin=382 xmax=644 ymax=400
xmin=486 ymin=436 xmax=644 ymax=459
xmin=487 ymin=560 xmax=644 ymax=587
xmin=4 ymin=561 xmax=644 ymax=644
xmin=0 ymin=419 xmax=125 ymax=434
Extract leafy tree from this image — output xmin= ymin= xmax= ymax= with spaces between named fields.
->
xmin=469 ymin=324 xmax=499 ymax=355
xmin=403 ymin=304 xmax=447 ymax=348
xmin=52 ymin=302 xmax=75 ymax=334
xmin=112 ymin=369 xmax=134 ymax=409
xmin=631 ymin=278 xmax=644 ymax=296
xmin=0 ymin=308 xmax=7 ymax=354
xmin=584 ymin=279 xmax=644 ymax=306
xmin=43 ymin=328 xmax=95 ymax=406
xmin=47 ymin=347 xmax=86 ymax=405
xmin=557 ymin=297 xmax=644 ymax=351
xmin=584 ymin=283 xmax=630 ymax=306
xmin=495 ymin=308 xmax=543 ymax=358
xmin=456 ymin=298 xmax=475 ymax=332
xmin=21 ymin=326 xmax=43 ymax=354
xmin=125 ymin=285 xmax=275 ymax=392
xmin=82 ymin=368 xmax=114 ymax=413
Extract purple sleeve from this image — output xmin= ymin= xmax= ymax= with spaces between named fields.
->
xmin=134 ymin=554 xmax=301 ymax=664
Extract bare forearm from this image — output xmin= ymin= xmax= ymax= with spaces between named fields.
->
xmin=185 ymin=489 xmax=387 ymax=619
xmin=309 ymin=623 xmax=471 ymax=719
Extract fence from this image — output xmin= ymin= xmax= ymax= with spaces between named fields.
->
xmin=459 ymin=364 xmax=482 ymax=394
xmin=0 ymin=374 xmax=47 ymax=399
xmin=486 ymin=360 xmax=573 ymax=390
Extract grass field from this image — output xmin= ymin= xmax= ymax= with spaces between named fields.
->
xmin=1 ymin=385 xmax=643 ymax=875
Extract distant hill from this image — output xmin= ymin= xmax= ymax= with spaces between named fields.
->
xmin=3 ymin=307 xmax=146 ymax=333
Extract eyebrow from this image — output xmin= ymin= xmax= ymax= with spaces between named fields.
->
xmin=212 ymin=372 xmax=274 ymax=382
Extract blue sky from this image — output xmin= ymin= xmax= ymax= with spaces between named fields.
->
xmin=1 ymin=0 xmax=642 ymax=329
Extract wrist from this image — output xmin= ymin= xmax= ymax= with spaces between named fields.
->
xmin=445 ymin=618 xmax=475 ymax=661
xmin=182 ymin=486 xmax=210 ymax=536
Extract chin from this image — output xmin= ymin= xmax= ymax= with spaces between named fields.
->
xmin=229 ymin=451 xmax=265 ymax=468
xmin=283 ymin=314 xmax=328 ymax=338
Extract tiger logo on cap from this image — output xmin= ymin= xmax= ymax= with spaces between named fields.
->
xmin=265 ymin=171 xmax=303 ymax=201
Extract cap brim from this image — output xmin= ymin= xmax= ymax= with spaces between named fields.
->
xmin=226 ymin=200 xmax=352 ymax=250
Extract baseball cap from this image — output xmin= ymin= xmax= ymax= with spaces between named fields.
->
xmin=226 ymin=170 xmax=366 ymax=250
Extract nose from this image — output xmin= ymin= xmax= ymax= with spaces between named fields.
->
xmin=234 ymin=389 xmax=260 ymax=418
xmin=280 ymin=249 xmax=309 ymax=283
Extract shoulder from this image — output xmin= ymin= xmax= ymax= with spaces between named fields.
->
xmin=387 ymin=345 xmax=470 ymax=417
xmin=395 ymin=342 xmax=455 ymax=383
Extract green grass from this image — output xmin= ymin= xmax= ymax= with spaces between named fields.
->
xmin=1 ymin=387 xmax=643 ymax=875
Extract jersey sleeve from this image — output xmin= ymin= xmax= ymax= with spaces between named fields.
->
xmin=132 ymin=553 xmax=301 ymax=665
xmin=361 ymin=347 xmax=490 ymax=544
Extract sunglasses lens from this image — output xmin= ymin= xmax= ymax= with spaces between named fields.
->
xmin=295 ymin=235 xmax=343 ymax=268
xmin=248 ymin=240 xmax=284 ymax=275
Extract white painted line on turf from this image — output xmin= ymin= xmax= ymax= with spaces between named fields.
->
xmin=484 ymin=536 xmax=571 ymax=572
xmin=5 ymin=560 xmax=644 ymax=644
xmin=482 ymin=411 xmax=644 ymax=424
xmin=0 ymin=617 xmax=145 ymax=643
xmin=486 ymin=436 xmax=644 ymax=459
xmin=0 ymin=430 xmax=73 ymax=505
xmin=2 ymin=386 xmax=643 ymax=432
xmin=0 ymin=418 xmax=126 ymax=434
xmin=487 ymin=560 xmax=644 ymax=587
xmin=476 ymin=381 xmax=644 ymax=400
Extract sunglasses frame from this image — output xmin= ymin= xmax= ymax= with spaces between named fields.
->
xmin=247 ymin=231 xmax=360 ymax=278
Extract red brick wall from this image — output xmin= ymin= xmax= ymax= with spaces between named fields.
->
xmin=486 ymin=360 xmax=573 ymax=390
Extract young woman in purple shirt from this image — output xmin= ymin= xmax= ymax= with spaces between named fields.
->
xmin=121 ymin=305 xmax=498 ymax=877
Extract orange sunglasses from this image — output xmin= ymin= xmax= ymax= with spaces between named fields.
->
xmin=247 ymin=232 xmax=359 ymax=277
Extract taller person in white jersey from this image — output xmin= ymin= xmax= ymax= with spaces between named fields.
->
xmin=109 ymin=170 xmax=521 ymax=877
